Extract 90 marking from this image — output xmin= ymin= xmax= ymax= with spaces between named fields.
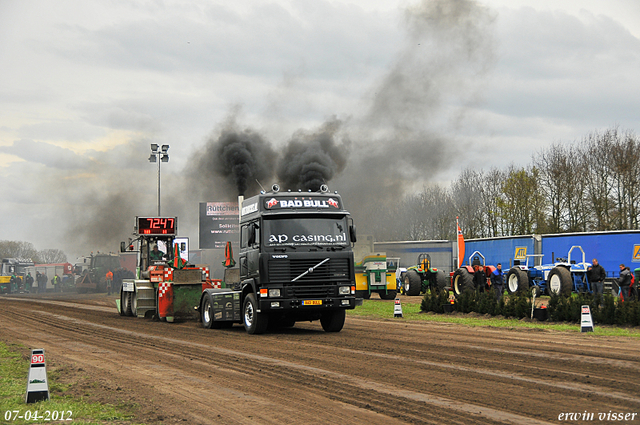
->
xmin=4 ymin=410 xmax=73 ymax=421
xmin=31 ymin=354 xmax=44 ymax=364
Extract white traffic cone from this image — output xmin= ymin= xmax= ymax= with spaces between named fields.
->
xmin=394 ymin=298 xmax=403 ymax=318
xmin=25 ymin=349 xmax=49 ymax=403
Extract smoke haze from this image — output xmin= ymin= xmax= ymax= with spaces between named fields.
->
xmin=4 ymin=0 xmax=495 ymax=261
xmin=277 ymin=119 xmax=348 ymax=192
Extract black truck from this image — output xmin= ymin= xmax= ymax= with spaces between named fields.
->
xmin=199 ymin=185 xmax=359 ymax=334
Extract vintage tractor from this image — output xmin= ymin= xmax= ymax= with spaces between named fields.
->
xmin=451 ymin=251 xmax=496 ymax=298
xmin=401 ymin=253 xmax=448 ymax=296
xmin=354 ymin=253 xmax=399 ymax=300
xmin=505 ymin=246 xmax=591 ymax=296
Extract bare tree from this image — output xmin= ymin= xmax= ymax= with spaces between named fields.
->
xmin=480 ymin=167 xmax=505 ymax=237
xmin=37 ymin=249 xmax=68 ymax=264
xmin=582 ymin=129 xmax=615 ymax=230
xmin=498 ymin=166 xmax=543 ymax=235
xmin=0 ymin=240 xmax=39 ymax=262
xmin=451 ymin=168 xmax=486 ymax=238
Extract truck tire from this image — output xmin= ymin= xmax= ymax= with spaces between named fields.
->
xmin=378 ymin=290 xmax=397 ymax=300
xmin=506 ymin=268 xmax=529 ymax=294
xmin=201 ymin=294 xmax=233 ymax=329
xmin=201 ymin=294 xmax=215 ymax=329
xmin=243 ymin=293 xmax=268 ymax=334
xmin=403 ymin=270 xmax=422 ymax=296
xmin=130 ymin=290 xmax=137 ymax=317
xmin=434 ymin=270 xmax=448 ymax=292
xmin=452 ymin=268 xmax=474 ymax=297
xmin=320 ymin=309 xmax=346 ymax=332
xmin=121 ymin=289 xmax=132 ymax=317
xmin=547 ymin=267 xmax=572 ymax=296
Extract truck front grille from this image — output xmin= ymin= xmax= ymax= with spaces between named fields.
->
xmin=286 ymin=285 xmax=336 ymax=298
xmin=268 ymin=258 xmax=350 ymax=284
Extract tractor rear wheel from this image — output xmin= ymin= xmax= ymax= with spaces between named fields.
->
xmin=452 ymin=268 xmax=474 ymax=297
xmin=506 ymin=268 xmax=529 ymax=294
xmin=434 ymin=270 xmax=448 ymax=292
xmin=547 ymin=267 xmax=572 ymax=296
xmin=403 ymin=270 xmax=422 ymax=296
xmin=378 ymin=290 xmax=397 ymax=300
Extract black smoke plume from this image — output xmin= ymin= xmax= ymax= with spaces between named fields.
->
xmin=277 ymin=120 xmax=348 ymax=191
xmin=189 ymin=123 xmax=277 ymax=199
xmin=215 ymin=129 xmax=276 ymax=195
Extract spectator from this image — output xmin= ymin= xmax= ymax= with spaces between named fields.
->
xmin=618 ymin=264 xmax=632 ymax=300
xmin=490 ymin=263 xmax=505 ymax=300
xmin=25 ymin=272 xmax=34 ymax=293
xmin=106 ymin=270 xmax=113 ymax=295
xmin=474 ymin=265 xmax=487 ymax=292
xmin=587 ymin=258 xmax=606 ymax=296
xmin=9 ymin=273 xmax=16 ymax=293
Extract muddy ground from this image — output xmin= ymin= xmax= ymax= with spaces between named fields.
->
xmin=1 ymin=292 xmax=640 ymax=424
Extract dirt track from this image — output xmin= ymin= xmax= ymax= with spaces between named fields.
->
xmin=2 ymin=293 xmax=640 ymax=424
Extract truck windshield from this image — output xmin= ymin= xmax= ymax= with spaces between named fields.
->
xmin=264 ymin=217 xmax=349 ymax=247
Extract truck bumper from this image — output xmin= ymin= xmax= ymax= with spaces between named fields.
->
xmin=259 ymin=296 xmax=357 ymax=312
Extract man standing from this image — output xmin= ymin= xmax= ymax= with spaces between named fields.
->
xmin=473 ymin=265 xmax=486 ymax=292
xmin=25 ymin=272 xmax=33 ymax=293
xmin=491 ymin=263 xmax=505 ymax=300
xmin=587 ymin=258 xmax=606 ymax=296
xmin=106 ymin=270 xmax=113 ymax=296
xmin=618 ymin=264 xmax=632 ymax=300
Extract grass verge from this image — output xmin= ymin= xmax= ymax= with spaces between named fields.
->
xmin=0 ymin=341 xmax=140 ymax=425
xmin=347 ymin=299 xmax=640 ymax=337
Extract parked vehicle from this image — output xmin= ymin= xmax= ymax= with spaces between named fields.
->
xmin=506 ymin=246 xmax=591 ymax=296
xmin=401 ymin=253 xmax=448 ymax=296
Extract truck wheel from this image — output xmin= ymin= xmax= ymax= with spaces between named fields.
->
xmin=243 ymin=293 xmax=268 ymax=334
xmin=201 ymin=294 xmax=215 ymax=329
xmin=434 ymin=270 xmax=448 ymax=292
xmin=321 ymin=309 xmax=346 ymax=332
xmin=506 ymin=268 xmax=529 ymax=294
xmin=378 ymin=290 xmax=397 ymax=300
xmin=548 ymin=267 xmax=572 ymax=296
xmin=452 ymin=268 xmax=474 ymax=298
xmin=121 ymin=289 xmax=133 ymax=317
xmin=130 ymin=291 xmax=137 ymax=317
xmin=119 ymin=288 xmax=126 ymax=316
xmin=403 ymin=270 xmax=422 ymax=296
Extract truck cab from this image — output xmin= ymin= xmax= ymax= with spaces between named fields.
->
xmin=200 ymin=185 xmax=359 ymax=334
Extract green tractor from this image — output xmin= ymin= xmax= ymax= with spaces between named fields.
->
xmin=401 ymin=253 xmax=448 ymax=296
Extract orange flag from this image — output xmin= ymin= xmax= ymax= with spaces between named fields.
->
xmin=223 ymin=241 xmax=236 ymax=268
xmin=457 ymin=217 xmax=465 ymax=268
xmin=173 ymin=243 xmax=186 ymax=269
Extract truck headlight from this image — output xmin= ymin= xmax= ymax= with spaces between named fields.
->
xmin=268 ymin=288 xmax=281 ymax=298
xmin=339 ymin=286 xmax=351 ymax=295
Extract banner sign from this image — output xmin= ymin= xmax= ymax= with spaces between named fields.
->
xmin=199 ymin=202 xmax=239 ymax=249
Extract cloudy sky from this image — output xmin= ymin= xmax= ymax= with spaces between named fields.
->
xmin=1 ymin=0 xmax=639 ymax=260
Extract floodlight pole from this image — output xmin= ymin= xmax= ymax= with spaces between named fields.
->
xmin=149 ymin=144 xmax=169 ymax=216
xmin=157 ymin=154 xmax=161 ymax=216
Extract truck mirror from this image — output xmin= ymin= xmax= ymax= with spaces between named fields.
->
xmin=120 ymin=241 xmax=126 ymax=253
xmin=349 ymin=224 xmax=357 ymax=243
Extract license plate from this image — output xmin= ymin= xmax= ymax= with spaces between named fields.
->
xmin=302 ymin=300 xmax=322 ymax=306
